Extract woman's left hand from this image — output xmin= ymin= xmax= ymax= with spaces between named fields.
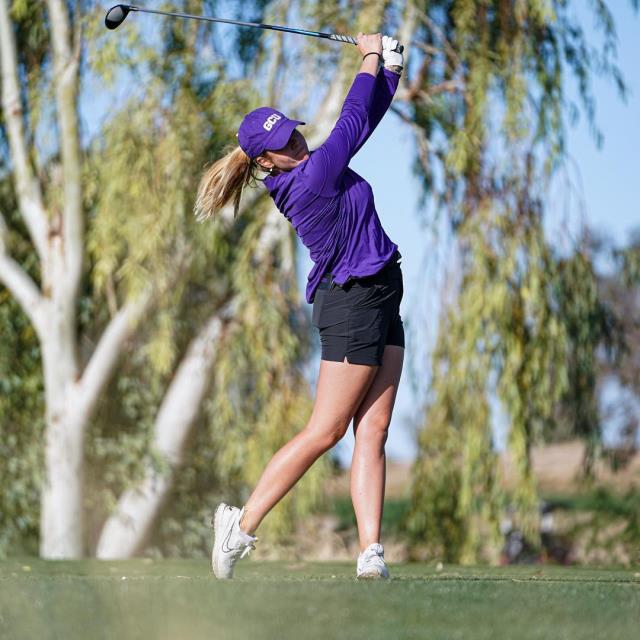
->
xmin=381 ymin=35 xmax=403 ymax=69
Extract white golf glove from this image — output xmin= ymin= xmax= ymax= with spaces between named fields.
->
xmin=382 ymin=35 xmax=403 ymax=70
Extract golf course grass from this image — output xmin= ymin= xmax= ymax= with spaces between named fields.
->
xmin=1 ymin=558 xmax=638 ymax=639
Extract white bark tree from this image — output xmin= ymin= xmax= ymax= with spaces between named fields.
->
xmin=0 ymin=0 xmax=165 ymax=556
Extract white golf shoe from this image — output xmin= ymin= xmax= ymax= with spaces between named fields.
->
xmin=356 ymin=542 xmax=390 ymax=580
xmin=211 ymin=503 xmax=258 ymax=579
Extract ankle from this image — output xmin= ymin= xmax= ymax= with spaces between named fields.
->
xmin=238 ymin=507 xmax=255 ymax=536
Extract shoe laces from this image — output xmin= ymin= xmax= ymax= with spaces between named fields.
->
xmin=238 ymin=538 xmax=257 ymax=559
xmin=360 ymin=544 xmax=385 ymax=566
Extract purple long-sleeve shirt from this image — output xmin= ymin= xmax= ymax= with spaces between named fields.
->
xmin=264 ymin=65 xmax=400 ymax=304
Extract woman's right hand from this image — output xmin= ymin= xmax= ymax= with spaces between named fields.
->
xmin=356 ymin=32 xmax=383 ymax=58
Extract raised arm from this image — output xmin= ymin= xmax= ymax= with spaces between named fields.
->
xmin=350 ymin=65 xmax=401 ymax=158
xmin=300 ymin=34 xmax=383 ymax=196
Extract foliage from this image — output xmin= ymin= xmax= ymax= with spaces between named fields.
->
xmin=607 ymin=233 xmax=640 ymax=397
xmin=0 ymin=170 xmax=43 ymax=557
xmin=549 ymin=240 xmax=623 ymax=472
xmin=405 ymin=0 xmax=636 ymax=563
xmin=0 ymin=292 xmax=43 ymax=557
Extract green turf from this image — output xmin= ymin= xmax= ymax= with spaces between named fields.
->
xmin=1 ymin=559 xmax=638 ymax=639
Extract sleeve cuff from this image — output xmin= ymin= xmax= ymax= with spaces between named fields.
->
xmin=354 ymin=71 xmax=379 ymax=83
xmin=383 ymin=65 xmax=402 ymax=77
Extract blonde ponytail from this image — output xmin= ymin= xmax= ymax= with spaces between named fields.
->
xmin=194 ymin=144 xmax=262 ymax=222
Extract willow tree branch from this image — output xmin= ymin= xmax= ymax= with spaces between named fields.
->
xmin=413 ymin=6 xmax=462 ymax=70
xmin=396 ymin=0 xmax=418 ymax=92
xmin=0 ymin=0 xmax=49 ymax=260
xmin=0 ymin=210 xmax=45 ymax=335
xmin=75 ymin=288 xmax=155 ymax=426
xmin=266 ymin=0 xmax=290 ymax=107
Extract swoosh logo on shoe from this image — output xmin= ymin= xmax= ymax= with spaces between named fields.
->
xmin=221 ymin=519 xmax=235 ymax=553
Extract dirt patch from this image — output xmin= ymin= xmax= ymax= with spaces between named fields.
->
xmin=500 ymin=440 xmax=640 ymax=495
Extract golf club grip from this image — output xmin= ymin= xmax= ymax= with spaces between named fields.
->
xmin=329 ymin=34 xmax=404 ymax=54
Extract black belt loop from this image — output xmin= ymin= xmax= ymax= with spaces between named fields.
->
xmin=319 ymin=272 xmax=336 ymax=291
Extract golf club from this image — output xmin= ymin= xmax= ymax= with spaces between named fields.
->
xmin=105 ymin=4 xmax=404 ymax=53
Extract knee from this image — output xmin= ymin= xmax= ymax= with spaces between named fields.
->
xmin=374 ymin=424 xmax=390 ymax=448
xmin=355 ymin=415 xmax=391 ymax=445
xmin=306 ymin=418 xmax=350 ymax=451
xmin=321 ymin=423 xmax=349 ymax=450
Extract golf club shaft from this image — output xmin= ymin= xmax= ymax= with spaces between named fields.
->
xmin=113 ymin=5 xmax=403 ymax=52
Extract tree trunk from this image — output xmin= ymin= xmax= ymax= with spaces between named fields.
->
xmin=40 ymin=387 xmax=85 ymax=557
xmin=38 ymin=253 xmax=83 ymax=555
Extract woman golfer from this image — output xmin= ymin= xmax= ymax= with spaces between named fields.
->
xmin=194 ymin=32 xmax=404 ymax=579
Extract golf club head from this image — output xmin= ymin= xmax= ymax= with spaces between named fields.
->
xmin=105 ymin=4 xmax=131 ymax=30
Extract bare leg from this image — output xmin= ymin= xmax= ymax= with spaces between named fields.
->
xmin=350 ymin=345 xmax=404 ymax=551
xmin=238 ymin=356 xmax=379 ymax=535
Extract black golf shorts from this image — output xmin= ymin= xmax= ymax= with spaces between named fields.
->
xmin=311 ymin=250 xmax=405 ymax=366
